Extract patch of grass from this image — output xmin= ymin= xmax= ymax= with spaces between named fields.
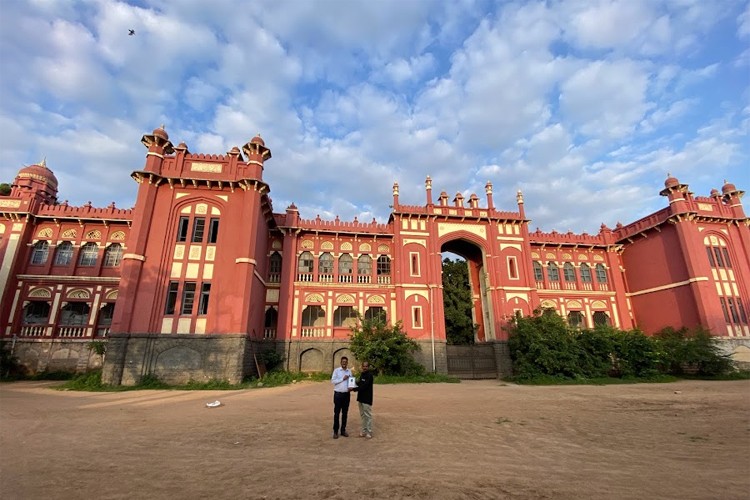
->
xmin=248 ymin=371 xmax=329 ymax=388
xmin=508 ymin=374 xmax=679 ymax=385
xmin=375 ymin=373 xmax=460 ymax=384
xmin=679 ymin=370 xmax=750 ymax=381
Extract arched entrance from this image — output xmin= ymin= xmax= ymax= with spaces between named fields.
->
xmin=441 ymin=238 xmax=498 ymax=379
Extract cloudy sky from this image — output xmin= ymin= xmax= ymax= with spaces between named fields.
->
xmin=1 ymin=0 xmax=748 ymax=233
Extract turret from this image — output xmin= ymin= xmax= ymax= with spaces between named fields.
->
xmin=241 ymin=134 xmax=272 ymax=179
xmin=425 ymin=176 xmax=433 ymax=206
xmin=485 ymin=181 xmax=494 ymax=210
xmin=659 ymin=173 xmax=689 ymax=214
xmin=516 ymin=189 xmax=525 ymax=218
xmin=392 ymin=182 xmax=399 ymax=208
xmin=721 ymin=180 xmax=746 ymax=218
xmin=140 ymin=125 xmax=174 ymax=175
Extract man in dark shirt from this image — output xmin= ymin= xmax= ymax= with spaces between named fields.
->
xmin=351 ymin=361 xmax=374 ymax=439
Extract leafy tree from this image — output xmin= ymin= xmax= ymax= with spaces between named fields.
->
xmin=0 ymin=183 xmax=11 ymax=196
xmin=349 ymin=316 xmax=424 ymax=375
xmin=442 ymin=257 xmax=476 ymax=345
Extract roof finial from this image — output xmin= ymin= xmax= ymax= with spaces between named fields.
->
xmin=666 ymin=172 xmax=671 ymax=177
xmin=159 ymin=124 xmax=165 ymax=130
xmin=40 ymin=156 xmax=47 ymax=168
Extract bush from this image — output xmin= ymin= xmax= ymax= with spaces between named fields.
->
xmin=257 ymin=347 xmax=284 ymax=371
xmin=655 ymin=327 xmax=732 ymax=376
xmin=610 ymin=329 xmax=660 ymax=378
xmin=349 ymin=317 xmax=424 ymax=376
xmin=507 ymin=310 xmax=580 ymax=380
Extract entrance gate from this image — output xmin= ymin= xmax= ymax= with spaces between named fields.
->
xmin=446 ymin=344 xmax=497 ymax=379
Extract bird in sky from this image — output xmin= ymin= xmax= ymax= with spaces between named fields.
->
xmin=128 ymin=29 xmax=135 ymax=36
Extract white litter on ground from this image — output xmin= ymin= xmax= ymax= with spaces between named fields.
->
xmin=205 ymin=400 xmax=222 ymax=408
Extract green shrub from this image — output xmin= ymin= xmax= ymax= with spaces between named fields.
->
xmin=349 ymin=317 xmax=424 ymax=376
xmin=507 ymin=310 xmax=580 ymax=380
xmin=655 ymin=327 xmax=732 ymax=376
xmin=610 ymin=329 xmax=660 ymax=378
xmin=257 ymin=348 xmax=284 ymax=371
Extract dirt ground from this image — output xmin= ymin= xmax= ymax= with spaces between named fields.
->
xmin=1 ymin=379 xmax=748 ymax=500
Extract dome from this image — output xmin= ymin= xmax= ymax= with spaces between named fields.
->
xmin=250 ymin=134 xmax=265 ymax=146
xmin=664 ymin=174 xmax=680 ymax=189
xmin=710 ymin=188 xmax=720 ymax=197
xmin=722 ymin=181 xmax=737 ymax=195
xmin=152 ymin=126 xmax=169 ymax=141
xmin=17 ymin=160 xmax=58 ymax=188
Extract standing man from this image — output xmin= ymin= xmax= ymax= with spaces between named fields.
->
xmin=330 ymin=356 xmax=352 ymax=439
xmin=352 ymin=361 xmax=374 ymax=439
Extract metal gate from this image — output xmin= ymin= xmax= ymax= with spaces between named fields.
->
xmin=446 ymin=344 xmax=498 ymax=379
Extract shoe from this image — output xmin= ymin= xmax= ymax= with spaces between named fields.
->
xmin=365 ymin=433 xmax=372 ymax=439
xmin=341 ymin=431 xmax=349 ymax=437
xmin=359 ymin=431 xmax=366 ymax=437
xmin=332 ymin=433 xmax=339 ymax=439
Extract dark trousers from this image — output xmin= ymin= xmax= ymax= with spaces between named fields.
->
xmin=333 ymin=391 xmax=350 ymax=433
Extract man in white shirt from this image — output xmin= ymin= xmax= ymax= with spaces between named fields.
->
xmin=330 ymin=356 xmax=352 ymax=439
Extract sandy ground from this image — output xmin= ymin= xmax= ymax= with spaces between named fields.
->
xmin=0 ymin=379 xmax=748 ymax=500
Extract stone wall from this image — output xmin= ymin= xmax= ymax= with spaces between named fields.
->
xmin=101 ymin=334 xmax=248 ymax=386
xmin=2 ymin=338 xmax=104 ymax=375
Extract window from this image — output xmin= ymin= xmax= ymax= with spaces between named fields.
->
xmin=547 ymin=262 xmax=560 ymax=281
xmin=164 ymin=281 xmax=179 ymax=315
xmin=78 ymin=243 xmax=99 ymax=267
xmin=207 ymin=218 xmax=220 ymax=244
xmin=60 ymin=302 xmax=90 ymax=325
xmin=181 ymin=282 xmax=196 ymax=315
xmin=96 ymin=303 xmax=115 ymax=337
xmin=30 ymin=241 xmax=49 ymax=265
xmin=580 ymin=263 xmax=592 ymax=282
xmin=301 ymin=305 xmax=325 ymax=327
xmin=298 ymin=251 xmax=314 ymax=273
xmin=738 ymin=301 xmax=748 ymax=324
xmin=376 ymin=255 xmax=391 ymax=275
xmin=707 ymin=242 xmax=733 ymax=269
xmin=593 ymin=311 xmax=610 ymax=326
xmin=23 ymin=301 xmax=50 ymax=324
xmin=177 ymin=217 xmax=189 ymax=242
xmin=269 ymin=252 xmax=282 ymax=282
xmin=191 ymin=218 xmax=206 ymax=243
xmin=54 ymin=242 xmax=74 ymax=266
xmin=103 ymin=243 xmax=123 ymax=267
xmin=319 ymin=253 xmax=334 ymax=274
xmin=339 ymin=253 xmax=353 ymax=275
xmin=334 ymin=306 xmax=358 ymax=327
xmin=727 ymin=298 xmax=740 ymax=323
xmin=412 ymin=306 xmax=422 ymax=328
xmin=264 ymin=308 xmax=278 ymax=329
xmin=365 ymin=307 xmax=386 ymax=322
xmin=706 ymin=246 xmax=716 ymax=267
xmin=563 ymin=263 xmax=576 ymax=282
xmin=722 ymin=248 xmax=732 ymax=268
xmin=533 ymin=261 xmax=544 ymax=281
xmin=410 ymin=253 xmax=420 ymax=276
xmin=567 ymin=311 xmax=584 ymax=328
xmin=720 ymin=298 xmax=730 ymax=322
xmin=357 ymin=254 xmax=372 ymax=275
xmin=198 ymin=283 xmax=211 ymax=315
xmin=508 ymin=256 xmax=518 ymax=279
xmin=595 ymin=264 xmax=608 ymax=283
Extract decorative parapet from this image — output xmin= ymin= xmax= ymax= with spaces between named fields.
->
xmin=529 ymin=227 xmax=616 ymax=246
xmin=297 ymin=215 xmax=393 ymax=234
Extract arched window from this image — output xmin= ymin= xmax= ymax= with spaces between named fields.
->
xmin=78 ymin=243 xmax=99 ymax=266
xmin=595 ymin=264 xmax=608 ymax=283
xmin=264 ymin=307 xmax=278 ymax=339
xmin=23 ymin=301 xmax=50 ymax=324
xmin=563 ymin=263 xmax=576 ymax=282
xmin=96 ymin=303 xmax=115 ymax=337
xmin=334 ymin=306 xmax=358 ymax=327
xmin=365 ymin=307 xmax=386 ymax=323
xmin=30 ymin=241 xmax=49 ymax=265
xmin=567 ymin=311 xmax=584 ymax=328
xmin=298 ymin=251 xmax=314 ymax=273
xmin=103 ymin=243 xmax=123 ymax=267
xmin=339 ymin=254 xmax=353 ymax=275
xmin=301 ymin=305 xmax=325 ymax=327
xmin=54 ymin=242 xmax=74 ymax=266
xmin=319 ymin=252 xmax=334 ymax=274
xmin=580 ymin=263 xmax=592 ymax=283
xmin=268 ymin=252 xmax=282 ymax=282
xmin=547 ymin=262 xmax=560 ymax=281
xmin=593 ymin=311 xmax=610 ymax=326
xmin=357 ymin=254 xmax=372 ymax=275
xmin=533 ymin=261 xmax=544 ymax=281
xmin=376 ymin=255 xmax=391 ymax=275
xmin=60 ymin=302 xmax=90 ymax=326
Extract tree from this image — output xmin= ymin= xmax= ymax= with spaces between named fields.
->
xmin=442 ymin=257 xmax=476 ymax=345
xmin=349 ymin=316 xmax=424 ymax=375
xmin=0 ymin=183 xmax=11 ymax=196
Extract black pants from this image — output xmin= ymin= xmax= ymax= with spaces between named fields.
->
xmin=333 ymin=391 xmax=350 ymax=433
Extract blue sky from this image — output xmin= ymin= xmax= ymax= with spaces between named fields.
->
xmin=1 ymin=0 xmax=748 ymax=233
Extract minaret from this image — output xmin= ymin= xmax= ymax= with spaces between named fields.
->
xmin=485 ymin=181 xmax=494 ymax=211
xmin=241 ymin=134 xmax=272 ymax=180
xmin=392 ymin=182 xmax=399 ymax=208
xmin=425 ymin=176 xmax=433 ymax=206
xmin=516 ymin=189 xmax=525 ymax=218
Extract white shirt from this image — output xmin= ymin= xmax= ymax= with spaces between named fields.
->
xmin=331 ymin=367 xmax=352 ymax=393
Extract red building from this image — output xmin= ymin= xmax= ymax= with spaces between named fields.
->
xmin=1 ymin=127 xmax=748 ymax=383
